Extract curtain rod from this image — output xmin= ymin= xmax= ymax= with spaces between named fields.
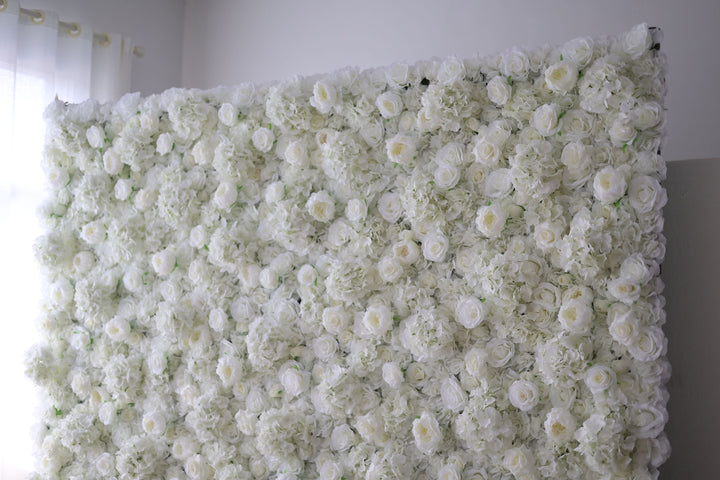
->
xmin=7 ymin=3 xmax=145 ymax=58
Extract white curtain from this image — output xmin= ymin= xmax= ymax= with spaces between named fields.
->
xmin=0 ymin=1 xmax=134 ymax=477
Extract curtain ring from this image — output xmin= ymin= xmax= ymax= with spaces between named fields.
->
xmin=30 ymin=9 xmax=45 ymax=24
xmin=67 ymin=23 xmax=82 ymax=37
xmin=0 ymin=0 xmax=8 ymax=12
xmin=97 ymin=33 xmax=111 ymax=47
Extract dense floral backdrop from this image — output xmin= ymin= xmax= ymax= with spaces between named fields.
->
xmin=29 ymin=23 xmax=668 ymax=480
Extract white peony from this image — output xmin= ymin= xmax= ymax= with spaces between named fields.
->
xmin=509 ymin=380 xmax=539 ymax=411
xmin=544 ymin=408 xmax=576 ymax=443
xmin=412 ymin=411 xmax=442 ymax=454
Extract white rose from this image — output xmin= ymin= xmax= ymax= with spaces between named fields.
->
xmin=362 ymin=304 xmax=392 ymax=337
xmin=628 ymin=326 xmax=665 ymax=362
xmin=208 ymin=308 xmax=227 ymax=332
xmin=151 ymin=248 xmax=176 ymax=276
xmin=456 ymin=297 xmax=487 ymax=329
xmin=500 ymin=48 xmax=530 ymax=80
xmin=393 ymin=239 xmax=420 ymax=265
xmin=398 ymin=110 xmax=416 ymax=131
xmin=98 ymin=402 xmax=116 ymax=425
xmin=279 ymin=362 xmax=307 ymax=397
xmin=319 ymin=461 xmax=343 ymax=480
xmin=214 ymin=181 xmax=238 ymax=209
xmin=252 ymin=127 xmax=275 ymax=152
xmin=377 ymin=192 xmax=403 ymax=223
xmin=558 ymin=299 xmax=592 ymax=333
xmin=609 ymin=310 xmax=639 ymax=345
xmin=472 ymin=137 xmax=501 ymax=166
xmin=630 ymin=403 xmax=668 ymax=439
xmin=104 ymin=317 xmax=130 ymax=342
xmin=434 ymin=163 xmax=460 ymax=189
xmin=284 ymin=139 xmax=309 ymax=166
xmin=544 ymin=407 xmax=576 ymax=443
xmin=189 ymin=225 xmax=208 ymax=249
xmin=142 ymin=411 xmax=166 ymax=435
xmin=356 ymin=412 xmax=385 ymax=444
xmin=345 ymin=198 xmax=367 ymax=222
xmin=412 ymin=411 xmax=442 ymax=454
xmin=386 ymin=63 xmax=409 ymax=87
xmin=238 ymin=263 xmax=261 ymax=289
xmin=313 ymin=334 xmax=338 ymax=361
xmin=422 ymin=231 xmax=449 ymax=262
xmin=504 ymin=446 xmax=534 ymax=475
xmin=95 ymin=452 xmax=115 ymax=476
xmin=545 ymin=60 xmax=579 ymax=94
xmin=86 ymin=125 xmax=105 ymax=149
xmin=509 ymin=380 xmax=539 ymax=411
xmin=235 ymin=410 xmax=256 ymax=436
xmin=72 ymin=251 xmax=94 ymax=274
xmin=476 ymin=204 xmax=507 ymax=237
xmin=584 ymin=365 xmax=616 ymax=394
xmin=533 ymin=222 xmax=563 ymax=251
xmin=437 ymin=465 xmax=461 ymax=480
xmin=440 ymin=377 xmax=467 ymax=412
xmin=487 ymin=338 xmax=514 ymax=368
xmin=322 ymin=305 xmax=349 ymax=334
xmin=297 ymin=264 xmax=317 ymax=287
xmin=561 ymin=109 xmax=595 ymax=141
xmin=562 ymin=37 xmax=595 ymax=68
xmin=593 ymin=166 xmax=627 ymax=203
xmin=484 ymin=168 xmax=513 ymax=198
xmin=435 ymin=142 xmax=464 ymax=166
xmin=81 ymin=220 xmax=105 ymax=244
xmin=465 ymin=347 xmax=487 ymax=377
xmin=360 ymin=120 xmax=385 ymax=147
xmin=607 ymin=277 xmax=641 ymax=304
xmin=102 ymin=150 xmax=123 ymax=175
xmin=632 ymin=101 xmax=663 ymax=130
xmin=382 ymin=362 xmax=403 ymax=388
xmin=609 ymin=116 xmax=636 ymax=146
xmin=377 ymin=257 xmax=403 ymax=283
xmin=114 ymin=179 xmax=132 ymax=200
xmin=620 ymin=253 xmax=653 ymax=284
xmin=629 ymin=175 xmax=666 ymax=213
xmin=218 ymin=102 xmax=237 ymax=126
xmin=307 ymin=190 xmax=335 ymax=222
xmin=376 ymin=91 xmax=403 ymax=118
xmin=437 ymin=57 xmax=466 ymax=84
xmin=172 ymin=436 xmax=198 ymax=461
xmin=259 ymin=268 xmax=279 ymax=290
xmin=621 ymin=23 xmax=652 ymax=59
xmin=49 ymin=278 xmax=74 ymax=307
xmin=386 ymin=134 xmax=416 ymax=165
xmin=122 ymin=267 xmax=144 ymax=292
xmin=264 ymin=181 xmax=285 ymax=203
xmin=560 ymin=142 xmax=591 ymax=177
xmin=133 ymin=188 xmax=156 ymax=210
xmin=191 ymin=138 xmax=212 ymax=165
xmin=330 ymin=424 xmax=355 ymax=452
xmin=311 ymin=80 xmax=338 ymax=113
xmin=185 ymin=454 xmax=210 ymax=480
xmin=47 ymin=166 xmax=69 ymax=190
xmin=487 ymin=75 xmax=512 ymax=105
xmin=532 ymin=104 xmax=560 ymax=136
xmin=157 ymin=132 xmax=174 ymax=154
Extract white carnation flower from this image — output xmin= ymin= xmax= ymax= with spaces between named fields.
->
xmin=307 ymin=190 xmax=335 ymax=222
xmin=509 ymin=380 xmax=539 ymax=411
xmin=376 ymin=91 xmax=403 ymax=118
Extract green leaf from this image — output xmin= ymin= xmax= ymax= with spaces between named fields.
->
xmin=614 ymin=199 xmax=621 ymax=208
xmin=53 ymin=406 xmax=63 ymax=417
xmin=393 ymin=162 xmax=399 ymax=168
xmin=558 ymin=111 xmax=566 ymax=120
xmin=507 ymin=76 xmax=513 ymax=85
xmin=560 ymin=54 xmax=563 ymax=61
xmin=487 ymin=200 xmax=492 ymax=206
xmin=480 ymin=298 xmax=486 ymax=303
xmin=622 ymin=144 xmax=628 ymax=153
xmin=203 ymin=244 xmax=209 ymax=251
xmin=429 ymin=180 xmax=435 ymax=185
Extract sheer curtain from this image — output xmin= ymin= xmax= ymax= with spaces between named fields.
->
xmin=0 ymin=0 xmax=134 ymax=477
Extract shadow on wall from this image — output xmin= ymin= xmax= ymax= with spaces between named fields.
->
xmin=661 ymin=158 xmax=720 ymax=478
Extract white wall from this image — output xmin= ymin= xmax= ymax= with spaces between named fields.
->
xmin=182 ymin=0 xmax=720 ymax=163
xmin=23 ymin=0 xmax=186 ymax=95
